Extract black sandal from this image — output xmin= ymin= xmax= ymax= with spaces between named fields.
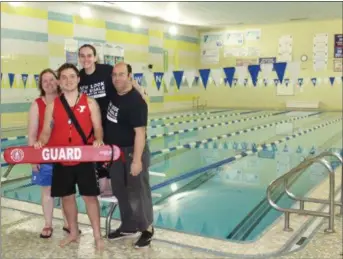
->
xmin=63 ymin=227 xmax=81 ymax=234
xmin=40 ymin=227 xmax=53 ymax=238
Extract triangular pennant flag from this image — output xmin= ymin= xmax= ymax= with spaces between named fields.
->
xmin=329 ymin=77 xmax=335 ymax=86
xmin=261 ymin=63 xmax=273 ymax=80
xmin=199 ymin=69 xmax=211 ymax=89
xmin=223 ymin=67 xmax=236 ymax=87
xmin=248 ymin=64 xmax=260 ymax=87
xmin=233 ymin=142 xmax=238 ymax=150
xmin=274 ymin=79 xmax=279 ymax=86
xmin=273 ymin=62 xmax=287 ymax=83
xmin=263 ymin=79 xmax=269 ymax=87
xmin=243 ymin=78 xmax=248 ymax=86
xmin=22 ymin=74 xmax=28 ymax=88
xmin=252 ymin=143 xmax=257 ymax=152
xmin=8 ymin=73 xmax=15 ymax=88
xmin=272 ymin=144 xmax=278 ymax=151
xmin=211 ymin=68 xmax=222 ymax=87
xmin=224 ymin=78 xmax=228 ymax=86
xmin=311 ymin=78 xmax=317 ymax=87
xmin=163 ymin=71 xmax=172 ymax=89
xmin=34 ymin=74 xmax=40 ymax=87
xmin=194 ymin=76 xmax=199 ymax=85
xmin=173 ymin=71 xmax=184 ymax=90
xmin=184 ymin=70 xmax=196 ymax=88
xmin=153 ymin=72 xmax=164 ymax=90
xmin=233 ymin=78 xmax=238 ymax=86
xmin=223 ymin=142 xmax=229 ymax=149
xmin=133 ymin=73 xmax=144 ymax=85
xmin=236 ymin=66 xmax=247 ymax=85
xmin=284 ymin=79 xmax=290 ymax=87
xmin=298 ymin=78 xmax=303 ymax=87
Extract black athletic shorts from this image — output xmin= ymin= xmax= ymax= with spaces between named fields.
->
xmin=51 ymin=162 xmax=100 ymax=197
xmin=96 ymin=162 xmax=110 ymax=179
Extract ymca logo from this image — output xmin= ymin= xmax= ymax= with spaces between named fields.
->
xmin=77 ymin=105 xmax=86 ymax=113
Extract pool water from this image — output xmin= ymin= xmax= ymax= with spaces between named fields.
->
xmin=1 ymin=109 xmax=342 ymax=241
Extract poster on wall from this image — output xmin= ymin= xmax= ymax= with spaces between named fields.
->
xmin=200 ymin=32 xmax=224 ymax=49
xmin=224 ymin=31 xmax=244 ymax=46
xmin=333 ymin=59 xmax=342 ymax=72
xmin=236 ymin=58 xmax=257 ymax=67
xmin=313 ymin=33 xmax=328 ymax=71
xmin=64 ymin=39 xmax=79 ymax=67
xmin=278 ymin=35 xmax=292 ymax=62
xmin=104 ymin=44 xmax=125 ymax=66
xmin=334 ymin=34 xmax=343 ymax=58
xmin=201 ymin=49 xmax=219 ymax=64
xmin=245 ymin=29 xmax=261 ymax=41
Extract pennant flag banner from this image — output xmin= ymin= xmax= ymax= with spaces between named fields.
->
xmin=194 ymin=76 xmax=199 ymax=85
xmin=8 ymin=73 xmax=15 ymax=88
xmin=163 ymin=71 xmax=172 ymax=89
xmin=173 ymin=71 xmax=184 ymax=90
xmin=311 ymin=78 xmax=317 ymax=87
xmin=274 ymin=79 xmax=279 ymax=87
xmin=223 ymin=67 xmax=235 ymax=88
xmin=248 ymin=64 xmax=260 ymax=87
xmin=184 ymin=70 xmax=196 ymax=88
xmin=263 ymin=79 xmax=269 ymax=87
xmin=199 ymin=69 xmax=210 ymax=89
xmin=284 ymin=78 xmax=290 ymax=87
xmin=243 ymin=78 xmax=248 ymax=87
xmin=211 ymin=68 xmax=222 ymax=87
xmin=224 ymin=78 xmax=228 ymax=86
xmin=34 ymin=74 xmax=40 ymax=88
xmin=133 ymin=73 xmax=143 ymax=85
xmin=233 ymin=78 xmax=238 ymax=86
xmin=329 ymin=77 xmax=335 ymax=86
xmin=261 ymin=63 xmax=273 ymax=80
xmin=236 ymin=66 xmax=247 ymax=85
xmin=298 ymin=78 xmax=303 ymax=87
xmin=22 ymin=74 xmax=28 ymax=88
xmin=273 ymin=62 xmax=287 ymax=83
xmin=153 ymin=72 xmax=164 ymax=90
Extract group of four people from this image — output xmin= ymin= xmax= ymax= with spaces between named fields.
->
xmin=28 ymin=44 xmax=154 ymax=250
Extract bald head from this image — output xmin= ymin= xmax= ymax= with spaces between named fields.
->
xmin=112 ymin=62 xmax=133 ymax=94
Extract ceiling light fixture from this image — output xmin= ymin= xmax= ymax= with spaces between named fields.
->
xmin=169 ymin=25 xmax=178 ymax=35
xmin=80 ymin=6 xmax=92 ymax=19
xmin=131 ymin=17 xmax=141 ymax=28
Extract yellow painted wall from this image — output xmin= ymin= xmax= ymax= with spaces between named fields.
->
xmin=198 ymin=19 xmax=343 ymax=111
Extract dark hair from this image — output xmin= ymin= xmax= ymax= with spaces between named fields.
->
xmin=38 ymin=68 xmax=61 ymax=96
xmin=78 ymin=44 xmax=97 ymax=56
xmin=57 ymin=63 xmax=80 ymax=79
xmin=126 ymin=64 xmax=132 ymax=76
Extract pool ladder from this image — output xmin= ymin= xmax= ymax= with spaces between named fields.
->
xmin=192 ymin=96 xmax=207 ymax=111
xmin=267 ymin=150 xmax=342 ymax=233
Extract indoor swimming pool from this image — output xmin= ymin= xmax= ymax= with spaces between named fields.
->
xmin=1 ymin=109 xmax=342 ymax=242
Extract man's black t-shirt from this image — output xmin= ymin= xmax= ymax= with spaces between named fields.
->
xmin=105 ymin=88 xmax=148 ymax=147
xmin=79 ymin=63 xmax=113 ymax=120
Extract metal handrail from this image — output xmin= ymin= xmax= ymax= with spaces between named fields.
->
xmin=285 ymin=151 xmax=343 ymax=214
xmin=1 ymin=164 xmax=15 ymax=181
xmin=267 ymin=151 xmax=342 ymax=233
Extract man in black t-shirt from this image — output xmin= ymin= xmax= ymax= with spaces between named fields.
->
xmin=104 ymin=62 xmax=153 ymax=249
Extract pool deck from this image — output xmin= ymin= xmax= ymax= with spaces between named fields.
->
xmin=1 ymin=166 xmax=342 ymax=259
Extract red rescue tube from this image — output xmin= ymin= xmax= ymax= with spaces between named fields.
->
xmin=3 ymin=145 xmax=121 ymax=164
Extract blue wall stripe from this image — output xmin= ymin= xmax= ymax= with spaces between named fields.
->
xmin=73 ymin=37 xmax=106 ymax=44
xmin=164 ymin=33 xmax=199 ymax=44
xmin=149 ymin=46 xmax=164 ymax=54
xmin=106 ymin=21 xmax=149 ymax=35
xmin=0 ymin=103 xmax=31 ymax=113
xmin=1 ymin=28 xmax=48 ymax=42
xmin=149 ymin=96 xmax=164 ymax=103
xmin=48 ymin=11 xmax=73 ymax=23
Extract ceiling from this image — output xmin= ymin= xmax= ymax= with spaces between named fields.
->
xmin=89 ymin=1 xmax=342 ymax=29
